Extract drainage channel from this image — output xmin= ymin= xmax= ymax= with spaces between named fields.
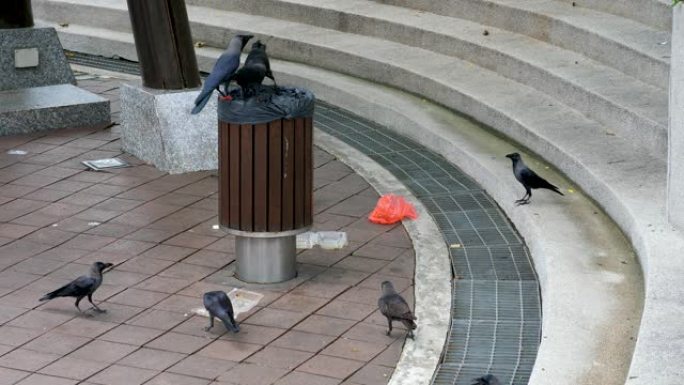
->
xmin=67 ymin=52 xmax=542 ymax=385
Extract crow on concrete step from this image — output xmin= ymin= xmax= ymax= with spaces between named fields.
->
xmin=39 ymin=261 xmax=113 ymax=313
xmin=191 ymin=34 xmax=253 ymax=114
xmin=505 ymin=152 xmax=563 ymax=205
xmin=378 ymin=280 xmax=417 ymax=339
xmin=232 ymin=40 xmax=276 ymax=97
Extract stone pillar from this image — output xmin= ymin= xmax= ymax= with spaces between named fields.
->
xmin=669 ymin=5 xmax=684 ymax=228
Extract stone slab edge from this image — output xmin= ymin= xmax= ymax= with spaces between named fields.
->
xmin=315 ymin=129 xmax=452 ymax=385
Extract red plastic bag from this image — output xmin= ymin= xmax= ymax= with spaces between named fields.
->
xmin=368 ymin=194 xmax=418 ymax=225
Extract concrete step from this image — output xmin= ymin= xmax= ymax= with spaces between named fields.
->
xmin=32 ymin=0 xmax=668 ymax=157
xmin=182 ymin=0 xmax=667 ymax=163
xmin=574 ymin=0 xmax=671 ymax=31
xmin=371 ymin=0 xmax=670 ymax=89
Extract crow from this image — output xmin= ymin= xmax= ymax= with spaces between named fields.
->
xmin=505 ymin=152 xmax=563 ymax=205
xmin=39 ymin=261 xmax=113 ymax=313
xmin=203 ymin=291 xmax=239 ymax=333
xmin=472 ymin=374 xmax=501 ymax=385
xmin=378 ymin=281 xmax=417 ymax=339
xmin=232 ymin=40 xmax=276 ymax=96
xmin=191 ymin=34 xmax=253 ymax=114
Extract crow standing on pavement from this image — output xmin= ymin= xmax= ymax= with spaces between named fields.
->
xmin=232 ymin=40 xmax=276 ymax=96
xmin=191 ymin=34 xmax=254 ymax=114
xmin=472 ymin=374 xmax=501 ymax=385
xmin=203 ymin=291 xmax=240 ymax=333
xmin=39 ymin=261 xmax=113 ymax=313
xmin=378 ymin=281 xmax=417 ymax=339
xmin=505 ymin=152 xmax=563 ymax=205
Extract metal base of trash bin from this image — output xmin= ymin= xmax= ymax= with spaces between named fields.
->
xmin=235 ymin=234 xmax=297 ymax=283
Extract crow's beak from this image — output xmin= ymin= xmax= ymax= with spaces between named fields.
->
xmin=103 ymin=263 xmax=114 ymax=272
xmin=505 ymin=154 xmax=513 ymax=159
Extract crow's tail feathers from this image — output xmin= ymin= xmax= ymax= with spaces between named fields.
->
xmin=191 ymin=92 xmax=211 ymax=115
xmin=550 ymin=185 xmax=564 ymax=196
xmin=39 ymin=289 xmax=60 ymax=301
xmin=220 ymin=316 xmax=240 ymax=333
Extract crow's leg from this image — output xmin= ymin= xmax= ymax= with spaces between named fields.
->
xmin=88 ymin=294 xmax=106 ymax=313
xmin=407 ymin=329 xmax=415 ymax=340
xmin=515 ymin=189 xmax=531 ymax=205
xmin=268 ymin=73 xmax=277 ymax=88
xmin=204 ymin=314 xmax=215 ymax=331
xmin=216 ymin=86 xmax=226 ymax=98
xmin=386 ymin=317 xmax=393 ymax=336
xmin=75 ymin=296 xmax=84 ymax=312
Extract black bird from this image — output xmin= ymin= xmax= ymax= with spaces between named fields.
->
xmin=472 ymin=374 xmax=501 ymax=385
xmin=505 ymin=152 xmax=563 ymax=205
xmin=232 ymin=40 xmax=276 ymax=96
xmin=378 ymin=281 xmax=417 ymax=339
xmin=191 ymin=34 xmax=253 ymax=114
xmin=203 ymin=291 xmax=239 ymax=333
xmin=39 ymin=261 xmax=113 ymax=313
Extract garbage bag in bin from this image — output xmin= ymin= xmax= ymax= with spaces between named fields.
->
xmin=218 ymin=86 xmax=315 ymax=124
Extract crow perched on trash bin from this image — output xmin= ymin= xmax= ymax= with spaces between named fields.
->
xmin=203 ymin=291 xmax=240 ymax=333
xmin=191 ymin=34 xmax=253 ymax=114
xmin=505 ymin=152 xmax=563 ymax=205
xmin=378 ymin=281 xmax=417 ymax=339
xmin=471 ymin=374 xmax=501 ymax=385
xmin=39 ymin=262 xmax=113 ymax=313
xmin=232 ymin=40 xmax=276 ymax=96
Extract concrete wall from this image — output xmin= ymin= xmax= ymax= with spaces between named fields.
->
xmin=668 ymin=5 xmax=684 ymax=228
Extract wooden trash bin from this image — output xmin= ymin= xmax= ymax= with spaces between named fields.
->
xmin=217 ymin=88 xmax=314 ymax=283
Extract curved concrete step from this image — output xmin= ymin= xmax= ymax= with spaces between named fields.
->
xmin=372 ymin=0 xmax=670 ymax=89
xmin=32 ymin=0 xmax=668 ymax=157
xmin=178 ymin=0 xmax=666 ymax=164
xmin=574 ymin=0 xmax=671 ymax=31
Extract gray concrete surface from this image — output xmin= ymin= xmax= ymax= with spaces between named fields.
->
xmin=120 ymin=82 xmax=218 ymax=174
xmin=0 ymin=84 xmax=110 ymax=135
xmin=668 ymin=6 xmax=684 ymax=231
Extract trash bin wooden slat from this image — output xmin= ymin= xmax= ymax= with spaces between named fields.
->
xmin=268 ymin=120 xmax=282 ymax=232
xmin=253 ymin=123 xmax=268 ymax=232
xmin=281 ymin=119 xmax=295 ymax=231
xmin=240 ymin=124 xmax=253 ymax=232
xmin=218 ymin=117 xmax=312 ymax=233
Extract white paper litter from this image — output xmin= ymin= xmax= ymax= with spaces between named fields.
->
xmin=7 ymin=150 xmax=27 ymax=155
xmin=191 ymin=288 xmax=263 ymax=319
xmin=296 ymin=231 xmax=348 ymax=250
xmin=212 ymin=224 xmax=220 ymax=230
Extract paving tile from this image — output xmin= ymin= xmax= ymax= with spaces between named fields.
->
xmin=196 ymin=340 xmax=262 ymax=362
xmin=369 ymin=340 xmax=403 ymax=368
xmin=269 ymin=294 xmax=329 ymax=314
xmin=61 ymin=234 xmax=117 ymax=251
xmin=245 ymin=308 xmax=308 ymax=329
xmin=274 ymin=371 xmax=341 ymax=385
xmin=22 ymin=332 xmax=91 ymax=355
xmin=53 ymin=317 xmax=118 ymax=338
xmin=24 ymin=188 xmax=74 ymax=202
xmin=92 ymin=197 xmax=143 ymax=212
xmin=68 ymin=340 xmax=138 ymax=363
xmin=153 ymin=294 xmax=200 ymax=314
xmin=140 ymin=245 xmax=197 ymax=261
xmin=163 ymin=233 xmax=219 ymax=249
xmin=146 ymin=372 xmax=212 ymax=385
xmin=38 ymin=357 xmax=109 ymax=380
xmin=23 ymin=228 xmax=77 ymax=246
xmin=32 ymin=246 xmax=90 ymax=263
xmin=0 ymin=367 xmax=30 ymax=385
xmin=125 ymin=228 xmax=179 ymax=243
xmin=10 ymin=257 xmax=67 ymax=276
xmin=116 ymin=257 xmax=176 ymax=275
xmin=352 ymin=244 xmax=407 ymax=262
xmin=246 ymin=346 xmax=313 ymax=370
xmin=315 ymin=300 xmax=376 ymax=321
xmin=321 ymin=338 xmax=386 ymax=362
xmin=0 ymin=349 xmax=60 ymax=371
xmin=0 ymin=223 xmax=38 ymax=239
xmin=127 ymin=309 xmax=189 ymax=330
xmin=342 ymin=323 xmax=401 ymax=346
xmin=293 ymin=315 xmax=356 ymax=337
xmin=336 ymin=287 xmax=381 ymax=306
xmin=98 ymin=239 xmax=156 ymax=256
xmin=0 ymin=184 xmax=38 ymax=199
xmin=158 ymin=263 xmax=215 ymax=281
xmin=14 ymin=374 xmax=78 ymax=385
xmin=358 ymin=275 xmax=411 ymax=293
xmin=7 ymin=310 xmax=73 ymax=330
xmin=334 ymin=257 xmax=387 ymax=273
xmin=117 ymin=347 xmax=186 ymax=370
xmin=297 ymin=355 xmax=364 ymax=379
xmin=219 ymin=324 xmax=286 ymax=345
xmin=0 ymin=326 xmax=43 ymax=347
xmin=99 ymin=324 xmax=165 ymax=345
xmin=183 ymin=250 xmax=234 ymax=268
xmin=348 ymin=364 xmax=393 ymax=385
xmin=167 ymin=355 xmax=237 ymax=379
xmin=216 ymin=363 xmax=288 ymax=385
xmin=0 ymin=269 xmax=40 ymax=290
xmin=83 ymin=302 xmax=145 ymax=324
xmin=108 ymin=288 xmax=169 ymax=308
xmin=146 ymin=332 xmax=213 ymax=354
xmin=271 ymin=331 xmax=336 ymax=353
xmin=85 ymin=222 xmax=137 ymax=237
xmin=134 ymin=276 xmax=193 ymax=294
xmin=88 ymin=364 xmax=158 ymax=385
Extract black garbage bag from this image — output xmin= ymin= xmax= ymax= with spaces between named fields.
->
xmin=218 ymin=85 xmax=315 ymax=124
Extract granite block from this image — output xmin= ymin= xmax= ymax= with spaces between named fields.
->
xmin=120 ymin=81 xmax=217 ymax=174
xmin=0 ymin=27 xmax=75 ymax=91
xmin=0 ymin=84 xmax=110 ymax=135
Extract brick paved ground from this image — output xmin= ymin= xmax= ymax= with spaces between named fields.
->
xmin=0 ymin=73 xmax=415 ymax=385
